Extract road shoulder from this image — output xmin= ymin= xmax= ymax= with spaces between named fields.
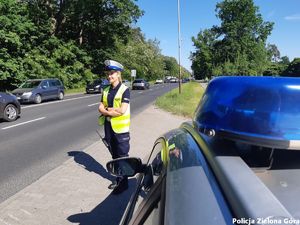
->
xmin=0 ymin=104 xmax=188 ymax=225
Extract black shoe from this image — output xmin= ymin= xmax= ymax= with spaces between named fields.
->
xmin=108 ymin=179 xmax=119 ymax=190
xmin=112 ymin=178 xmax=128 ymax=195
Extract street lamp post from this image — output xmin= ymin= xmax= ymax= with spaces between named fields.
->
xmin=177 ymin=0 xmax=182 ymax=94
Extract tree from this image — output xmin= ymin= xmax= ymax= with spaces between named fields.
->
xmin=112 ymin=28 xmax=165 ymax=81
xmin=280 ymin=56 xmax=290 ymax=65
xmin=282 ymin=58 xmax=300 ymax=77
xmin=267 ymin=44 xmax=281 ymax=62
xmin=0 ymin=0 xmax=37 ymax=90
xmin=164 ymin=56 xmax=179 ymax=78
xmin=191 ymin=29 xmax=216 ymax=79
xmin=191 ymin=0 xmax=274 ymax=77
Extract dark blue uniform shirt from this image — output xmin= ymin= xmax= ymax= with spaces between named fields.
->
xmin=101 ymin=82 xmax=130 ymax=106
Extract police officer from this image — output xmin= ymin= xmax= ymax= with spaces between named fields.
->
xmin=98 ymin=60 xmax=130 ymax=193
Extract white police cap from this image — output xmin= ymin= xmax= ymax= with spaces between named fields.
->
xmin=104 ymin=60 xmax=124 ymax=71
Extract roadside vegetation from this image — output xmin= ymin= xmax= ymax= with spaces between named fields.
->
xmin=191 ymin=0 xmax=300 ymax=80
xmin=155 ymin=82 xmax=205 ymax=118
xmin=64 ymin=87 xmax=86 ymax=95
xmin=0 ymin=0 xmax=190 ymax=92
xmin=1 ymin=0 xmax=299 ymax=92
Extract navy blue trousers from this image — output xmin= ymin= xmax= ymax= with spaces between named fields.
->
xmin=104 ymin=121 xmax=130 ymax=159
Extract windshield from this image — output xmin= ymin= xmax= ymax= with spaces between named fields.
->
xmin=93 ymin=79 xmax=102 ymax=85
xmin=19 ymin=80 xmax=41 ymax=88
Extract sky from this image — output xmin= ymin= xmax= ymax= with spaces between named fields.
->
xmin=135 ymin=0 xmax=300 ymax=72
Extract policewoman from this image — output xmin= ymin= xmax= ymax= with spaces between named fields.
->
xmin=98 ymin=60 xmax=130 ymax=193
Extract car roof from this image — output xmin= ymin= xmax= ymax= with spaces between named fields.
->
xmin=27 ymin=78 xmax=58 ymax=82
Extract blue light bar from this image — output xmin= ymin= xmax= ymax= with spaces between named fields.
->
xmin=194 ymin=76 xmax=300 ymax=149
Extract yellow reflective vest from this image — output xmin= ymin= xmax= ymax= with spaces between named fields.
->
xmin=102 ymin=84 xmax=130 ymax=133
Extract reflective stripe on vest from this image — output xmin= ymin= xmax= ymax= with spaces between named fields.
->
xmin=102 ymin=84 xmax=130 ymax=133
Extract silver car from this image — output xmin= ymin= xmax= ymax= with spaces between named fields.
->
xmin=12 ymin=79 xmax=65 ymax=104
xmin=132 ymin=79 xmax=150 ymax=90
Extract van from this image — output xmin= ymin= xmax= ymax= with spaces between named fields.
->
xmin=12 ymin=79 xmax=65 ymax=104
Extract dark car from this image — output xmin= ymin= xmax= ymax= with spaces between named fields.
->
xmin=86 ymin=78 xmax=110 ymax=94
xmin=132 ymin=79 xmax=150 ymax=90
xmin=12 ymin=79 xmax=64 ymax=104
xmin=0 ymin=92 xmax=21 ymax=122
xmin=182 ymin=78 xmax=190 ymax=83
xmin=107 ymin=76 xmax=300 ymax=225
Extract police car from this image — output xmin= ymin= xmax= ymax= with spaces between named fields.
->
xmin=107 ymin=76 xmax=300 ymax=225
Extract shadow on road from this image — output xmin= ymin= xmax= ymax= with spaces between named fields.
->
xmin=68 ymin=151 xmax=114 ymax=181
xmin=67 ymin=178 xmax=136 ymax=225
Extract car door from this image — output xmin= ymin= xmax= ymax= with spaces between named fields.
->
xmin=121 ymin=139 xmax=167 ymax=225
xmin=48 ymin=80 xmax=60 ymax=98
xmin=39 ymin=80 xmax=52 ymax=99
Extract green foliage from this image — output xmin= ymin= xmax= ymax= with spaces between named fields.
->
xmin=263 ymin=63 xmax=286 ymax=76
xmin=191 ymin=0 xmax=274 ymax=79
xmin=191 ymin=29 xmax=216 ymax=79
xmin=164 ymin=56 xmax=179 ymax=77
xmin=280 ymin=56 xmax=290 ymax=65
xmin=112 ymin=28 xmax=189 ymax=81
xmin=0 ymin=0 xmax=190 ymax=91
xmin=282 ymin=58 xmax=300 ymax=77
xmin=0 ymin=0 xmax=35 ymax=90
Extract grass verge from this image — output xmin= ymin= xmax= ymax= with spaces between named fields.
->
xmin=65 ymin=87 xmax=86 ymax=95
xmin=155 ymin=82 xmax=205 ymax=118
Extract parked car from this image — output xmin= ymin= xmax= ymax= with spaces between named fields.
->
xmin=107 ymin=76 xmax=300 ymax=225
xmin=170 ymin=77 xmax=178 ymax=83
xmin=12 ymin=79 xmax=64 ymax=104
xmin=86 ymin=78 xmax=110 ymax=94
xmin=132 ymin=79 xmax=150 ymax=90
xmin=164 ymin=76 xmax=172 ymax=83
xmin=182 ymin=78 xmax=190 ymax=83
xmin=0 ymin=92 xmax=21 ymax=122
xmin=155 ymin=79 xmax=163 ymax=84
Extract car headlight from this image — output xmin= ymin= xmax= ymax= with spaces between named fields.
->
xmin=95 ymin=85 xmax=100 ymax=88
xmin=22 ymin=92 xmax=32 ymax=97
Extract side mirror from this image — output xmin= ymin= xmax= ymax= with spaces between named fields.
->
xmin=106 ymin=157 xmax=143 ymax=177
xmin=42 ymin=86 xmax=47 ymax=89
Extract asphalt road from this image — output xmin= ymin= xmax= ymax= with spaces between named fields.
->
xmin=0 ymin=83 xmax=178 ymax=203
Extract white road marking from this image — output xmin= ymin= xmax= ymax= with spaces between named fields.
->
xmin=2 ymin=117 xmax=46 ymax=130
xmin=22 ymin=95 xmax=100 ymax=109
xmin=88 ymin=103 xmax=99 ymax=107
xmin=20 ymin=209 xmax=32 ymax=216
xmin=138 ymin=91 xmax=143 ymax=94
xmin=8 ymin=214 xmax=19 ymax=221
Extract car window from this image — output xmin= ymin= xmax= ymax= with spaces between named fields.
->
xmin=164 ymin=129 xmax=232 ymax=225
xmin=129 ymin=140 xmax=165 ymax=218
xmin=131 ymin=175 xmax=164 ymax=225
xmin=41 ymin=81 xmax=49 ymax=88
xmin=55 ymin=80 xmax=62 ymax=86
xmin=49 ymin=80 xmax=57 ymax=87
xmin=147 ymin=140 xmax=165 ymax=183
xmin=19 ymin=80 xmax=41 ymax=88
